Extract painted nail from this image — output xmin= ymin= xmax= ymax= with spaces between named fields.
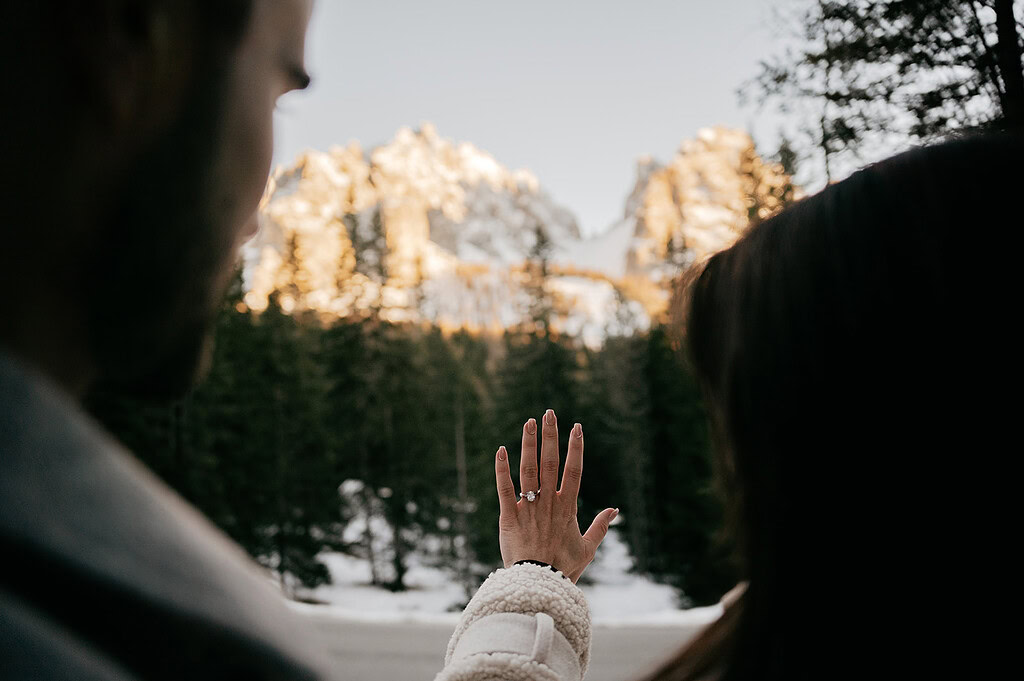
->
xmin=544 ymin=409 xmax=555 ymax=425
xmin=526 ymin=418 xmax=537 ymax=434
xmin=497 ymin=446 xmax=507 ymax=461
xmin=573 ymin=423 xmax=582 ymax=438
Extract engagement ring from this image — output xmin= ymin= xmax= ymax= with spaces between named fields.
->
xmin=520 ymin=489 xmax=539 ymax=502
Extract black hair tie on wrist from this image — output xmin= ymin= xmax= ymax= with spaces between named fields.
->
xmin=514 ymin=559 xmax=551 ymax=568
xmin=512 ymin=559 xmax=568 ymax=579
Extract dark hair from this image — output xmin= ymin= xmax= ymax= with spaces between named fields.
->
xmin=648 ymin=134 xmax=1022 ymax=681
xmin=0 ymin=0 xmax=256 ymax=398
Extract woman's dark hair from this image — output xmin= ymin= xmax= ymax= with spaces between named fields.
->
xmin=647 ymin=134 xmax=1021 ymax=681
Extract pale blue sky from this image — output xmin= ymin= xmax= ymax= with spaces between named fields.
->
xmin=273 ymin=0 xmax=788 ymax=238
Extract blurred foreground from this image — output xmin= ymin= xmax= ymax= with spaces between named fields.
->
xmin=302 ymin=615 xmax=709 ymax=681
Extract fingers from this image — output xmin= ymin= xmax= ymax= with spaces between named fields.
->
xmin=495 ymin=446 xmax=518 ymax=519
xmin=519 ymin=418 xmax=539 ymax=496
xmin=539 ymin=409 xmax=560 ymax=492
xmin=559 ymin=422 xmax=584 ymax=500
xmin=583 ymin=507 xmax=619 ymax=547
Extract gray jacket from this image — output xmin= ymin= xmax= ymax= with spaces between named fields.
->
xmin=0 ymin=351 xmax=332 ymax=680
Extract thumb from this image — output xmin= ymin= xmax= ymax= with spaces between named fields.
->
xmin=583 ymin=507 xmax=619 ymax=547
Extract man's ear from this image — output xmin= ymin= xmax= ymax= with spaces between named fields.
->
xmin=87 ymin=0 xmax=199 ymax=141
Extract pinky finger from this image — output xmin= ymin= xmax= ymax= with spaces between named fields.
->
xmin=495 ymin=446 xmax=518 ymax=519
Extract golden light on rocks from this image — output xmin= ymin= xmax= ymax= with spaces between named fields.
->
xmin=242 ymin=124 xmax=797 ymax=344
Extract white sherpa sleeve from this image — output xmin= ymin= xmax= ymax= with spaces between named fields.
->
xmin=434 ymin=563 xmax=591 ymax=681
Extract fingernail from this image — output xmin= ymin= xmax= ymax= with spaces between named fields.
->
xmin=612 ymin=508 xmax=619 ymax=518
xmin=544 ymin=409 xmax=555 ymax=425
xmin=573 ymin=423 xmax=582 ymax=438
xmin=526 ymin=418 xmax=537 ymax=434
xmin=497 ymin=446 xmax=507 ymax=461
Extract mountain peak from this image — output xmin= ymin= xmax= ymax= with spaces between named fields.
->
xmin=246 ymin=125 xmax=795 ymax=345
xmin=623 ymin=126 xmax=797 ymax=282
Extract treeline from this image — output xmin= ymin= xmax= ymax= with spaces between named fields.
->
xmin=87 ymin=273 xmax=735 ymax=607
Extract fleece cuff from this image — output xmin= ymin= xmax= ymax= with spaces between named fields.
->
xmin=444 ymin=563 xmax=591 ymax=676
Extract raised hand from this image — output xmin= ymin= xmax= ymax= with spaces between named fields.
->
xmin=494 ymin=409 xmax=618 ymax=583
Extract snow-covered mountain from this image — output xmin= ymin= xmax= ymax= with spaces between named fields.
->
xmin=245 ymin=124 xmax=794 ymax=344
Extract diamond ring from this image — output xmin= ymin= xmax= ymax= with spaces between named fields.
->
xmin=520 ymin=489 xmax=540 ymax=502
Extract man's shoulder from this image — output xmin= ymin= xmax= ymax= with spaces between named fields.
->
xmin=0 ymin=352 xmax=331 ymax=680
xmin=0 ymin=588 xmax=137 ymax=680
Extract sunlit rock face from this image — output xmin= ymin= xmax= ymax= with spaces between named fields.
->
xmin=246 ymin=124 xmax=624 ymax=342
xmin=555 ymin=127 xmax=798 ymax=322
xmin=249 ymin=142 xmax=377 ymax=316
xmin=622 ymin=127 xmax=798 ymax=285
xmin=246 ymin=125 xmax=794 ymax=344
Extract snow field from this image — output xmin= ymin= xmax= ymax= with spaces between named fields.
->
xmin=288 ymin=528 xmax=724 ymax=628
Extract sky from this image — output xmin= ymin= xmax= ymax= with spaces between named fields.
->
xmin=273 ymin=0 xmax=789 ymax=238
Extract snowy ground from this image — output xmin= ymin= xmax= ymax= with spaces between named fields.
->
xmin=288 ymin=528 xmax=724 ymax=628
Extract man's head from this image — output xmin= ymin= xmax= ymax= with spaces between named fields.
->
xmin=0 ymin=0 xmax=312 ymax=398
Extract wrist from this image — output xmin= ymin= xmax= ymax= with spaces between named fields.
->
xmin=504 ymin=550 xmax=556 ymax=568
xmin=511 ymin=559 xmax=571 ymax=581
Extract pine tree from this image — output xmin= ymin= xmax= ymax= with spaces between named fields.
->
xmin=746 ymin=0 xmax=1024 ymax=185
xmin=522 ymin=220 xmax=555 ymax=335
xmin=580 ymin=335 xmax=651 ymax=571
xmin=237 ymin=294 xmax=336 ymax=596
xmin=496 ymin=330 xmax=583 ymax=524
xmin=642 ymin=327 xmax=735 ymax=606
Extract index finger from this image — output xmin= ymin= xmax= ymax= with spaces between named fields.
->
xmin=495 ymin=446 xmax=518 ymax=519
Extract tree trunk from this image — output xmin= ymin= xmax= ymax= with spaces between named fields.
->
xmin=817 ymin=1 xmax=835 ymax=183
xmin=384 ymin=403 xmax=407 ymax=592
xmin=361 ymin=486 xmax=382 ymax=586
xmin=626 ymin=438 xmax=650 ymax=573
xmin=453 ymin=387 xmax=475 ymax=601
xmin=276 ymin=521 xmax=291 ymax=599
xmin=386 ymin=500 xmax=408 ymax=592
xmin=273 ymin=384 xmax=291 ymax=599
xmin=994 ymin=0 xmax=1024 ymax=129
xmin=620 ymin=343 xmax=650 ymax=573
